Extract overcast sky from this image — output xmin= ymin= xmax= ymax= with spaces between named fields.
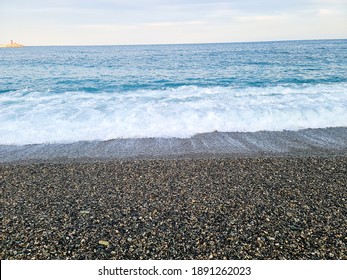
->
xmin=1 ymin=0 xmax=346 ymax=46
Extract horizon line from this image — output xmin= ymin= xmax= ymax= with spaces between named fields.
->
xmin=9 ymin=38 xmax=347 ymax=48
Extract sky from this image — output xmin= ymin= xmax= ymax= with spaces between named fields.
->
xmin=1 ymin=0 xmax=346 ymax=46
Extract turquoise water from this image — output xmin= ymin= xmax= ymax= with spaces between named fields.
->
xmin=0 ymin=39 xmax=346 ymax=145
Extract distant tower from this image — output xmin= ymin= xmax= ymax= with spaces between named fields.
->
xmin=11 ymin=40 xmax=13 ymax=44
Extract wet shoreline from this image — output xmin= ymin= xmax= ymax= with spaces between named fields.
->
xmin=1 ymin=127 xmax=347 ymax=164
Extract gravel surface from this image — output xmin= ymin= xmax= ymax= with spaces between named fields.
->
xmin=1 ymin=156 xmax=346 ymax=259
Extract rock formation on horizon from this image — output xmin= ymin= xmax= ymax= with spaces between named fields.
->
xmin=0 ymin=40 xmax=24 ymax=48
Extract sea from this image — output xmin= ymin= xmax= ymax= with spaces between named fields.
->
xmin=1 ymin=39 xmax=346 ymax=146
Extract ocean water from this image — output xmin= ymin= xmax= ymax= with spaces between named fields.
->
xmin=1 ymin=40 xmax=346 ymax=145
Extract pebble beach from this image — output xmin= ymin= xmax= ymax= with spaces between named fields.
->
xmin=2 ymin=40 xmax=347 ymax=260
xmin=1 ymin=155 xmax=346 ymax=260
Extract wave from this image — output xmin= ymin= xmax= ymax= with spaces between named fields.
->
xmin=1 ymin=83 xmax=346 ymax=145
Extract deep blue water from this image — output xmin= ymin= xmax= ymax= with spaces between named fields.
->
xmin=0 ymin=39 xmax=346 ymax=145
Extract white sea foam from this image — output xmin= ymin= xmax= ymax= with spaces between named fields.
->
xmin=1 ymin=84 xmax=346 ymax=145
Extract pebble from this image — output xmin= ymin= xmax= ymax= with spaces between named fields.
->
xmin=98 ymin=240 xmax=110 ymax=247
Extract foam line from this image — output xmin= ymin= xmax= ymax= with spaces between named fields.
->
xmin=1 ymin=84 xmax=347 ymax=145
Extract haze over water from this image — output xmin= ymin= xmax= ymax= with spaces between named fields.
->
xmin=1 ymin=39 xmax=346 ymax=145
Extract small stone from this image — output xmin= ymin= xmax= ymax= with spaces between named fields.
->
xmin=256 ymin=237 xmax=264 ymax=246
xmin=98 ymin=240 xmax=110 ymax=247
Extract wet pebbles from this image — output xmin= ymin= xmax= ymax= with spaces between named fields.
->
xmin=1 ymin=156 xmax=346 ymax=259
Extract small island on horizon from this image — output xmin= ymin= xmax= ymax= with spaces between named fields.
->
xmin=0 ymin=40 xmax=24 ymax=48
